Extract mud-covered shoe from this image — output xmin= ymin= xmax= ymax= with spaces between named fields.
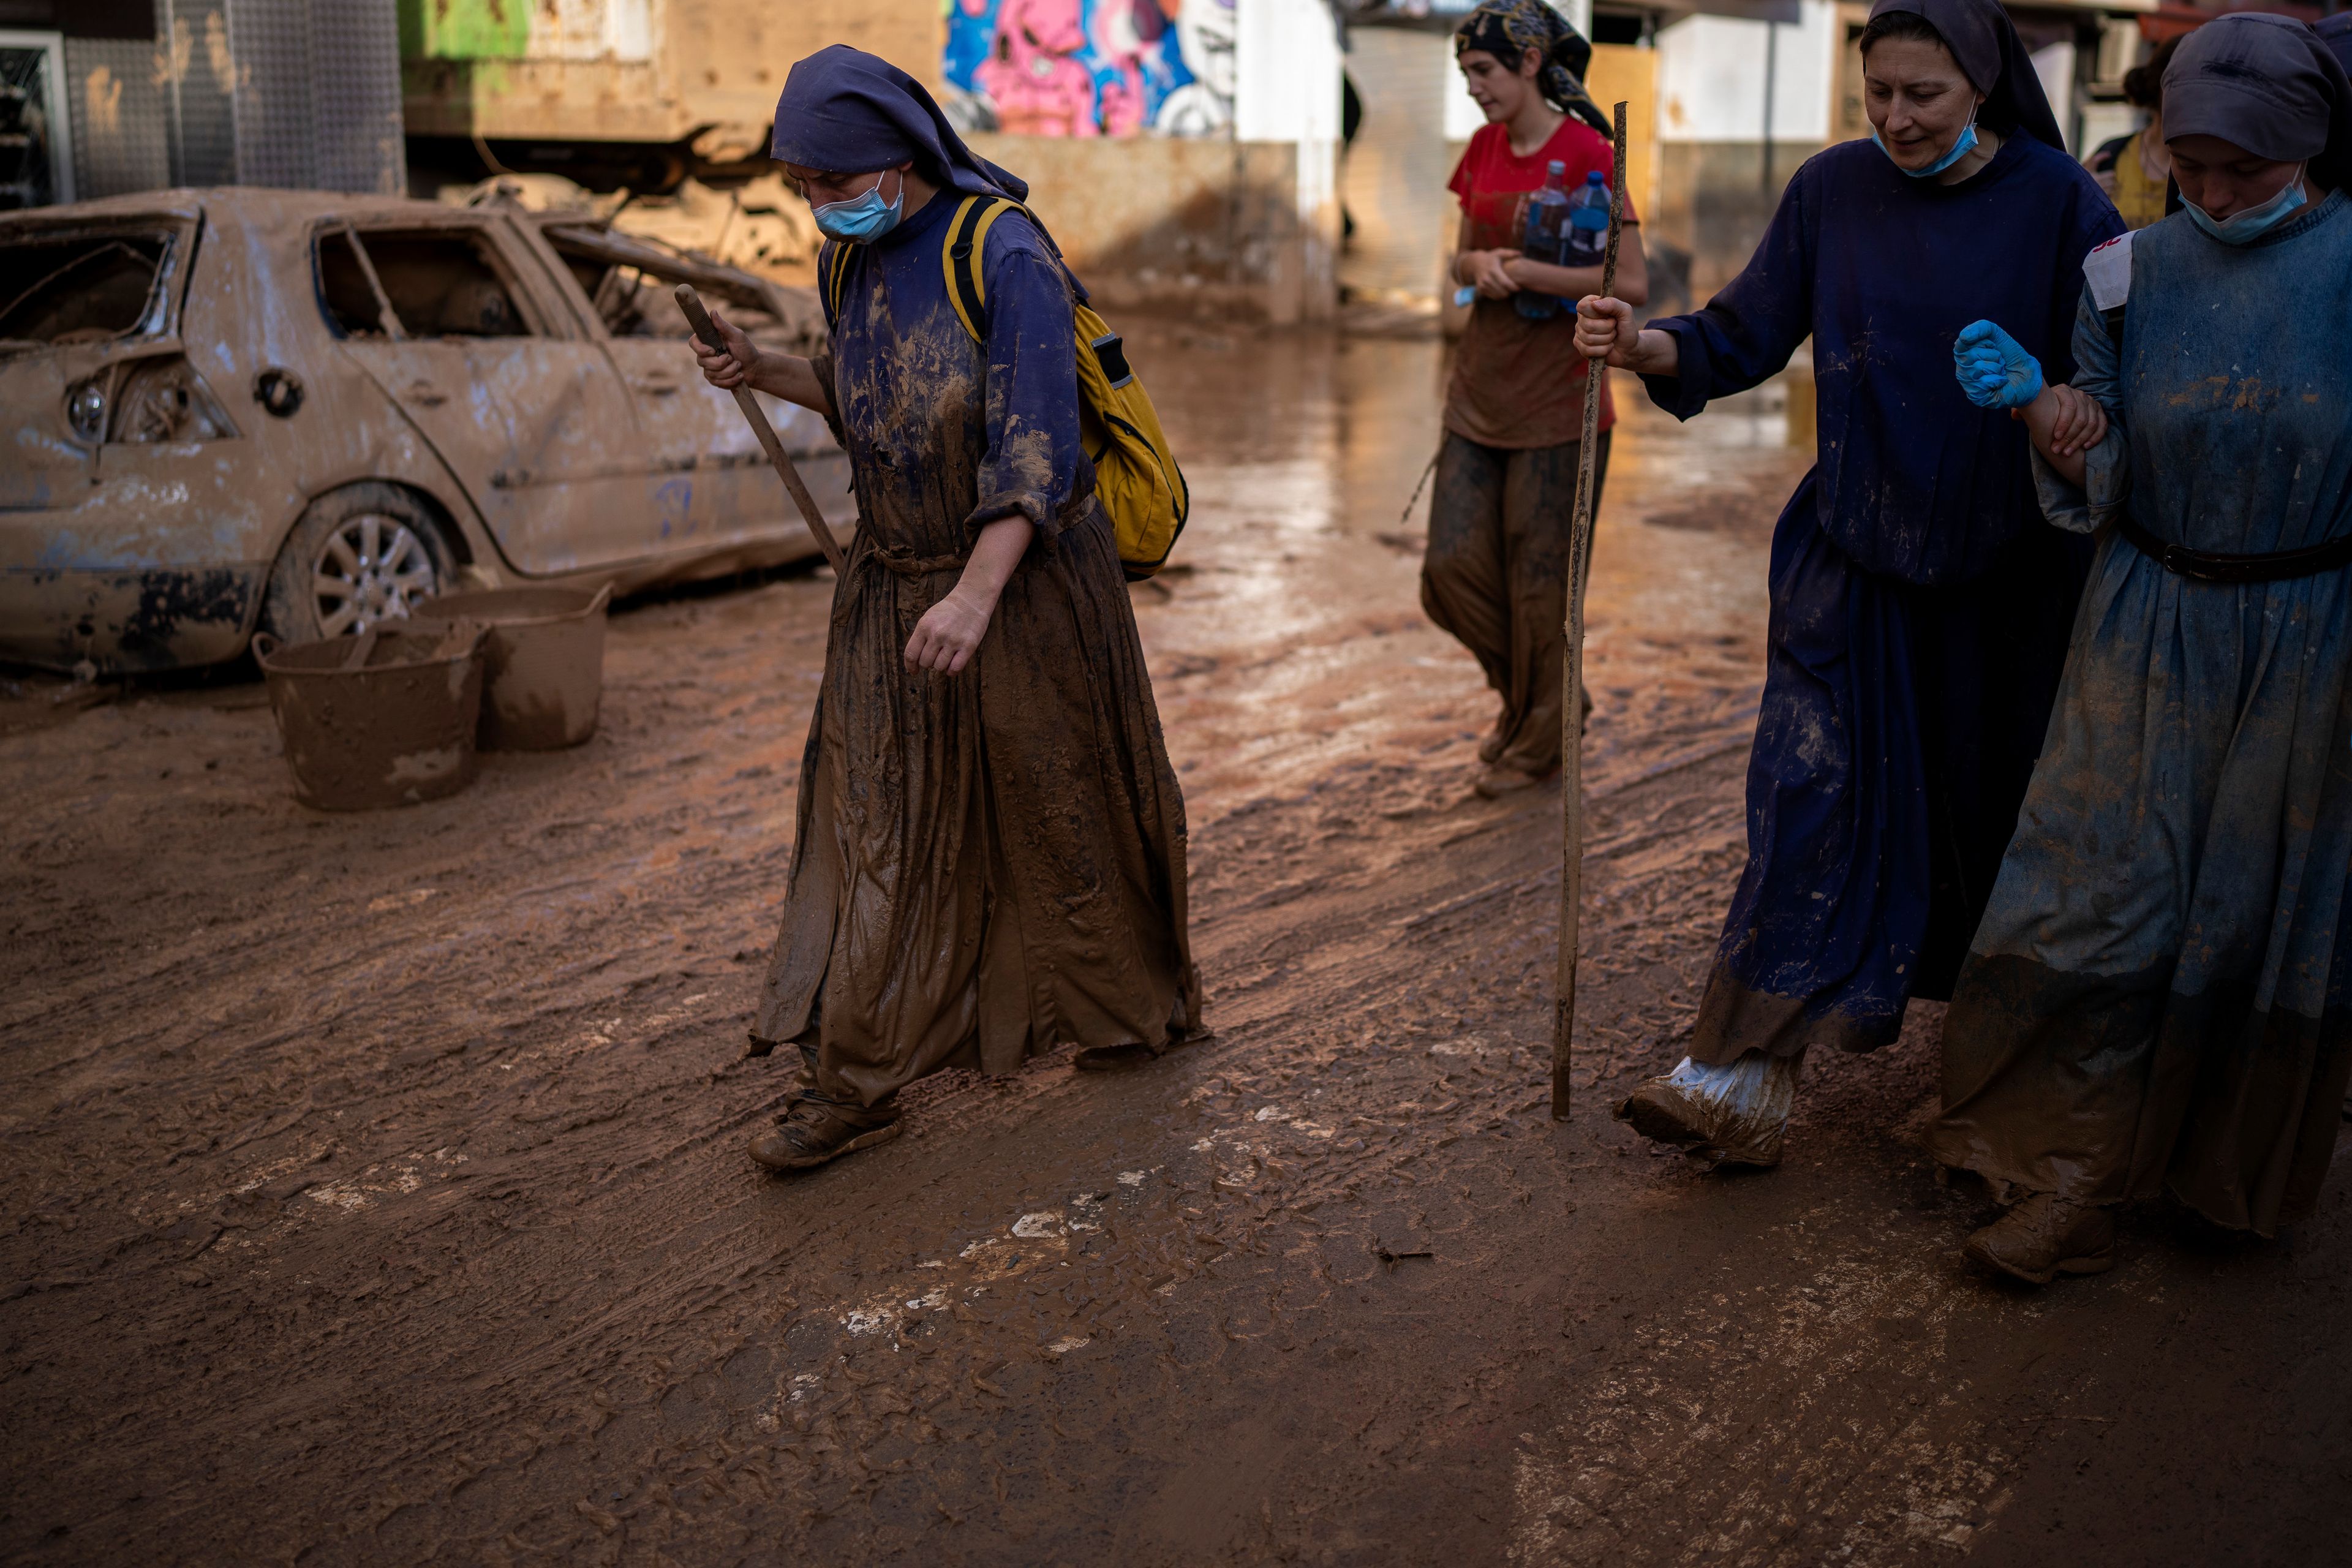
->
xmin=1964 ymin=1193 xmax=2115 ymax=1286
xmin=1474 ymin=763 xmax=1557 ymax=799
xmin=748 ymin=1098 xmax=901 ymax=1172
xmin=1614 ymin=1052 xmax=1800 ymax=1170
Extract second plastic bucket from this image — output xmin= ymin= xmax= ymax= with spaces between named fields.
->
xmin=412 ymin=583 xmax=611 ymax=751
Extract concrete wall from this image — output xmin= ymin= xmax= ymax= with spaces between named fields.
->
xmin=1654 ymin=0 xmax=1839 ymax=298
xmin=399 ymin=0 xmax=944 ymax=148
xmin=1651 ymin=141 xmax=1822 ymax=299
xmin=1340 ymin=28 xmax=1453 ymax=305
xmin=967 ymin=132 xmax=1334 ymax=323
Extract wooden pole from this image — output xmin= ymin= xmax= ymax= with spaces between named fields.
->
xmin=1553 ymin=101 xmax=1630 ymax=1120
xmin=672 ymin=284 xmax=848 ymax=576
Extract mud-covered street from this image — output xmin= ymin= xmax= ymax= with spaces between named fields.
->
xmin=4 ymin=327 xmax=2347 ymax=1566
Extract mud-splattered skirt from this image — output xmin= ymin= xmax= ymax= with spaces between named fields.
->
xmin=1928 ymin=537 xmax=2352 ymax=1234
xmin=750 ymin=507 xmax=1199 ymax=1107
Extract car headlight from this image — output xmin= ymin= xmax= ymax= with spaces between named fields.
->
xmin=66 ymin=380 xmax=108 ymax=445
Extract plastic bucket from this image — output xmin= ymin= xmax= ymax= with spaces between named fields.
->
xmin=253 ymin=622 xmax=489 ymax=811
xmin=412 ymin=584 xmax=611 ymax=752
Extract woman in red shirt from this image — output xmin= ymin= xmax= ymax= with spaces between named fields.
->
xmin=1431 ymin=0 xmax=1649 ymax=796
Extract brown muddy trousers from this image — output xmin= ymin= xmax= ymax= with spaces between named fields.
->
xmin=747 ymin=349 xmax=1200 ymax=1122
xmin=1422 ymin=429 xmax=1611 ymax=775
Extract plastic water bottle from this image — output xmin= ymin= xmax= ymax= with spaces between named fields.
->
xmin=1564 ymin=170 xmax=1611 ymax=269
xmin=1515 ymin=160 xmax=1574 ymax=320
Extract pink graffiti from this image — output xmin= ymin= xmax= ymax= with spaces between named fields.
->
xmin=976 ymin=0 xmax=1104 ymax=138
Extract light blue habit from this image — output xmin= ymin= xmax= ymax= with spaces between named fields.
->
xmin=1929 ymin=190 xmax=2352 ymax=1235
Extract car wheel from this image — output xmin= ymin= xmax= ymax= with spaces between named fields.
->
xmin=260 ymin=483 xmax=457 ymax=643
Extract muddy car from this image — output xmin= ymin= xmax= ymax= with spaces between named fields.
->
xmin=0 ymin=189 xmax=851 ymax=674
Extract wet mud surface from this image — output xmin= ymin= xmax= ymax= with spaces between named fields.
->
xmin=4 ymin=328 xmax=2346 ymax=1565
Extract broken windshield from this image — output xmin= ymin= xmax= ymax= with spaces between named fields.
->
xmin=0 ymin=228 xmax=177 ymax=349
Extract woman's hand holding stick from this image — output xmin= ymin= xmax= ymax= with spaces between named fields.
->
xmin=1573 ymin=296 xmax=1679 ymax=377
xmin=677 ymin=284 xmax=847 ymax=575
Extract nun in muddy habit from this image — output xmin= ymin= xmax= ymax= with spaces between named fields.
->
xmin=1572 ymin=0 xmax=2123 ymax=1168
xmin=1927 ymin=17 xmax=2352 ymax=1284
xmin=691 ymin=48 xmax=1199 ymax=1171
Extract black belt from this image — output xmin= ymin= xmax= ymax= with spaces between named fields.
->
xmin=2117 ymin=516 xmax=2352 ymax=584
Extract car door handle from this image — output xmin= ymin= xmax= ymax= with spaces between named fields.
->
xmin=404 ymin=380 xmax=447 ymax=407
xmin=632 ymin=376 xmax=680 ymax=396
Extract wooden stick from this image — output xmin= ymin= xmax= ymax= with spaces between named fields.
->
xmin=1553 ymin=101 xmax=1629 ymax=1121
xmin=672 ymin=284 xmax=848 ymax=575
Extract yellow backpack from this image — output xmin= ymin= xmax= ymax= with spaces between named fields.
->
xmin=824 ymin=195 xmax=1189 ymax=581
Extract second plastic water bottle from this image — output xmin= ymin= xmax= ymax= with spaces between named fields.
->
xmin=1564 ymin=170 xmax=1611 ymax=269
xmin=1515 ymin=160 xmax=1574 ymax=321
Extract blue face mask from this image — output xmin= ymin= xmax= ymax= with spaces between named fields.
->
xmin=2184 ymin=167 xmax=2308 ymax=245
xmin=812 ymin=170 xmax=905 ymax=243
xmin=1874 ymin=108 xmax=1979 ymax=178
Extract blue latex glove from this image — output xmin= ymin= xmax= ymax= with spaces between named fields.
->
xmin=1953 ymin=320 xmax=2044 ymax=410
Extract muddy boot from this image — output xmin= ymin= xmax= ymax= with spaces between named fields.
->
xmin=1964 ymin=1193 xmax=2116 ymax=1286
xmin=1075 ymin=1041 xmax=1162 ymax=1072
xmin=748 ymin=1095 xmax=902 ymax=1172
xmin=1474 ymin=762 xmax=1557 ymax=799
xmin=1614 ymin=1050 xmax=1800 ymax=1170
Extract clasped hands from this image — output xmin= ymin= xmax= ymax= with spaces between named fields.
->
xmin=1458 ymin=248 xmax=1550 ymax=300
xmin=1953 ymin=320 xmax=2105 ymax=458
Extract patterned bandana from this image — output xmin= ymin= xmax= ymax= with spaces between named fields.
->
xmin=1453 ymin=0 xmax=1613 ymax=140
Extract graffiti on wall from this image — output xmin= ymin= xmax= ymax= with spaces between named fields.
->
xmin=942 ymin=0 xmax=1236 ymax=137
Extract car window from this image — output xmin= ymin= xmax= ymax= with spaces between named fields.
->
xmin=542 ymin=227 xmax=783 ymax=340
xmin=0 ymin=229 xmax=175 ymax=347
xmin=315 ymin=226 xmax=536 ymax=340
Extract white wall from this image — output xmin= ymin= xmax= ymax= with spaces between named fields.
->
xmin=2030 ymin=40 xmax=2077 ymax=153
xmin=1235 ymin=0 xmax=1345 ymax=317
xmin=1656 ymin=0 xmax=1838 ymax=143
xmin=1236 ymin=0 xmax=1344 ymax=148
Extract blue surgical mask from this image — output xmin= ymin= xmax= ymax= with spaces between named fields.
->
xmin=2184 ymin=167 xmax=2308 ymax=245
xmin=812 ymin=170 xmax=905 ymax=243
xmin=1875 ymin=107 xmax=1979 ymax=178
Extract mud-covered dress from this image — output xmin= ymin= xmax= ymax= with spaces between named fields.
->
xmin=748 ymin=194 xmax=1199 ymax=1108
xmin=1636 ymin=134 xmax=2120 ymax=1066
xmin=1929 ymin=194 xmax=2352 ymax=1235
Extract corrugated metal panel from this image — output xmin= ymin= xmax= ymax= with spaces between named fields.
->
xmin=61 ymin=34 xmax=169 ymax=197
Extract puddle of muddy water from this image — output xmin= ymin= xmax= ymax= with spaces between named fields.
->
xmin=1124 ymin=322 xmax=1808 ymax=812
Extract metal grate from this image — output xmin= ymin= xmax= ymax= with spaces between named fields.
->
xmin=305 ymin=0 xmax=402 ymax=194
xmin=61 ymin=34 xmax=168 ymax=197
xmin=225 ymin=0 xmax=314 ymax=187
xmin=157 ymin=0 xmax=238 ymax=186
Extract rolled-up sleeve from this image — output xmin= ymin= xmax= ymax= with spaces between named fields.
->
xmin=969 ymin=236 xmax=1092 ymax=540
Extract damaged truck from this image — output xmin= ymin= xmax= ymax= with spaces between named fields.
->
xmin=0 ymin=189 xmax=851 ymax=674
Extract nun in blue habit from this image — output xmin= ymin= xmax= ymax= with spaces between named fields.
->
xmin=692 ymin=49 xmax=1198 ymax=1172
xmin=1575 ymin=0 xmax=2124 ymax=1166
xmin=1929 ymin=17 xmax=2352 ymax=1283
